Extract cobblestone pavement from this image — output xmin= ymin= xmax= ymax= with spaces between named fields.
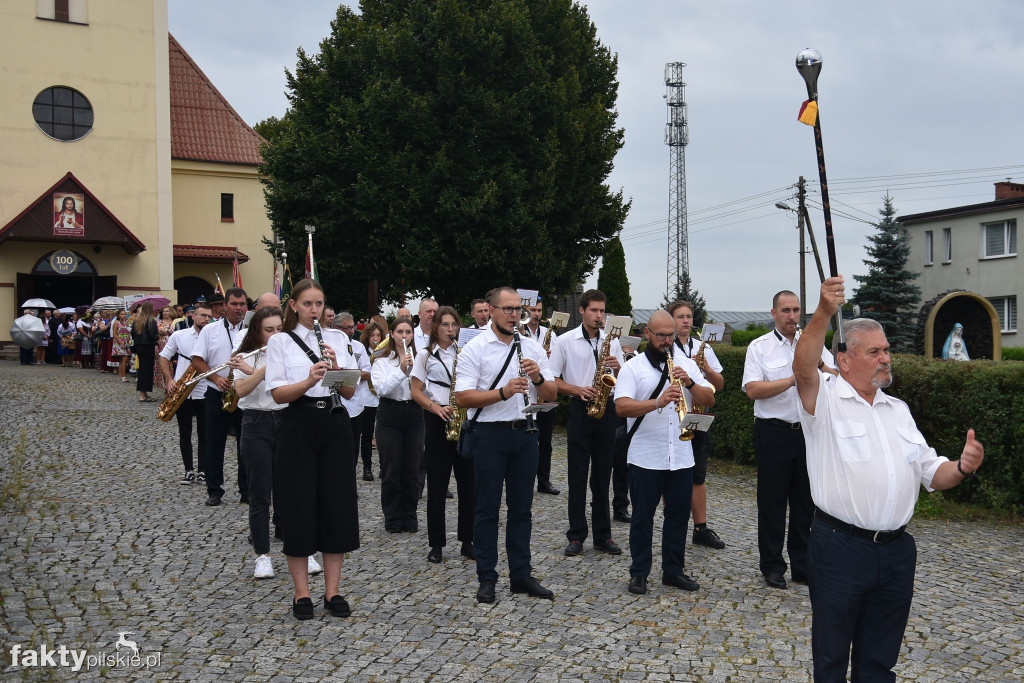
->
xmin=1 ymin=363 xmax=1022 ymax=681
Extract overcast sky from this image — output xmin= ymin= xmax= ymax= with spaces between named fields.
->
xmin=169 ymin=0 xmax=1024 ymax=312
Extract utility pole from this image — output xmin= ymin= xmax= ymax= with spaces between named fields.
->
xmin=797 ymin=176 xmax=807 ymax=327
xmin=664 ymin=62 xmax=689 ymax=299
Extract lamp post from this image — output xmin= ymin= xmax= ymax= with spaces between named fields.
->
xmin=775 ymin=200 xmax=807 ymax=328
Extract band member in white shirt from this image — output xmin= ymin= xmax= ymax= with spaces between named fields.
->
xmin=358 ymin=321 xmax=387 ymax=480
xmin=468 ymin=298 xmax=490 ymax=329
xmin=522 ymin=298 xmax=559 ymax=495
xmin=370 ymin=317 xmax=424 ymax=534
xmin=411 ymin=306 xmax=475 ymax=564
xmin=615 ymin=310 xmax=715 ymax=595
xmin=334 ymin=312 xmax=368 ymax=462
xmin=265 ymin=279 xmax=359 ymax=621
xmin=454 ymin=287 xmax=557 ymax=604
xmin=159 ymin=303 xmax=212 ymax=485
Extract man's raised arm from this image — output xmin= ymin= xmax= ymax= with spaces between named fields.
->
xmin=794 ymin=275 xmax=846 ymax=415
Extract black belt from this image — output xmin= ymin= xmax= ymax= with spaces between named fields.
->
xmin=756 ymin=416 xmax=801 ymax=430
xmin=289 ymin=396 xmax=331 ymax=410
xmin=814 ymin=508 xmax=906 ymax=544
xmin=379 ymin=397 xmax=415 ymax=406
xmin=480 ymin=420 xmax=530 ymax=430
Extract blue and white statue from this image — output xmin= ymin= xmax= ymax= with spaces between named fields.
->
xmin=941 ymin=323 xmax=970 ymax=361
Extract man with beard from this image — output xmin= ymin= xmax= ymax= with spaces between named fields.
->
xmin=795 ymin=276 xmax=984 ymax=681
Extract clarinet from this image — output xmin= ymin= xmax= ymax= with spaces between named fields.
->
xmin=512 ymin=330 xmax=538 ymax=434
xmin=313 ymin=319 xmax=346 ymax=415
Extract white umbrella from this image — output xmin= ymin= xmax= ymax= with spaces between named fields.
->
xmin=92 ymin=296 xmax=126 ymax=311
xmin=57 ymin=306 xmax=76 ymax=314
xmin=10 ymin=314 xmax=45 ymax=349
xmin=21 ymin=297 xmax=56 ymax=309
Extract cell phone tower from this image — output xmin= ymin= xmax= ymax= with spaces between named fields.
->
xmin=665 ymin=62 xmax=689 ymax=299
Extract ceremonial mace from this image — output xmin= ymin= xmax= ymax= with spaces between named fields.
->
xmin=796 ymin=48 xmax=845 ymax=352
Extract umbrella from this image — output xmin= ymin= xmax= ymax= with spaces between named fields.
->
xmin=75 ymin=305 xmax=90 ymax=315
xmin=10 ymin=314 xmax=45 ymax=349
xmin=130 ymin=294 xmax=171 ymax=311
xmin=21 ymin=298 xmax=56 ymax=309
xmin=58 ymin=306 xmax=76 ymax=314
xmin=92 ymin=296 xmax=126 ymax=311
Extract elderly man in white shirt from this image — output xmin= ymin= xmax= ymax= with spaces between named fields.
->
xmin=614 ymin=310 xmax=715 ymax=596
xmin=795 ymin=276 xmax=983 ymax=682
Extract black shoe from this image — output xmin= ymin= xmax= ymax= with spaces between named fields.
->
xmin=791 ymin=572 xmax=808 ymax=585
xmin=292 ymin=597 xmax=314 ymax=620
xmin=427 ymin=547 xmax=442 ymax=564
xmin=564 ymin=540 xmax=583 ymax=557
xmin=510 ymin=576 xmax=554 ymax=600
xmin=477 ymin=580 xmax=496 ymax=604
xmin=404 ymin=525 xmax=418 ymax=533
xmin=613 ymin=510 xmax=632 ymax=523
xmin=693 ymin=526 xmax=725 ymax=549
xmin=662 ymin=573 xmax=700 ymax=591
xmin=240 ymin=495 xmax=249 ymax=505
xmin=764 ymin=572 xmax=788 ymax=589
xmin=594 ymin=539 xmax=623 ymax=555
xmin=362 ymin=467 xmax=374 ymax=482
xmin=628 ymin=576 xmax=648 ymax=595
xmin=460 ymin=542 xmax=475 ymax=560
xmin=385 ymin=525 xmax=402 ymax=534
xmin=537 ymin=480 xmax=560 ymax=495
xmin=323 ymin=594 xmax=351 ymax=617
xmin=205 ymin=495 xmax=222 ymax=507
xmin=446 ymin=488 xmax=454 ymax=499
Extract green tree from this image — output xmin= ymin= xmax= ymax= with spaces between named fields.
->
xmin=253 ymin=115 xmax=289 ymax=145
xmin=260 ymin=0 xmax=629 ymax=313
xmin=663 ymin=270 xmax=709 ymax=330
xmin=852 ymin=194 xmax=921 ymax=352
xmin=596 ymin=236 xmax=632 ymax=317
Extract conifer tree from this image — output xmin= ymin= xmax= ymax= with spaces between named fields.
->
xmin=663 ymin=270 xmax=709 ymax=330
xmin=596 ymin=237 xmax=632 ymax=317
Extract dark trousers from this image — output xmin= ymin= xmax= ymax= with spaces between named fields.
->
xmin=135 ymin=345 xmax=155 ymax=392
xmin=376 ymin=400 xmax=424 ymax=531
xmin=612 ymin=417 xmax=630 ymax=515
xmin=347 ymin=410 xmax=363 ymax=468
xmin=175 ymin=397 xmax=206 ymax=472
xmin=808 ymin=518 xmax=916 ymax=682
xmin=204 ymin=388 xmax=245 ymax=499
xmin=424 ymin=413 xmax=475 ymax=548
xmin=536 ymin=408 xmax=555 ymax=485
xmin=628 ymin=464 xmax=693 ymax=578
xmin=754 ymin=418 xmax=812 ymax=577
xmin=274 ymin=404 xmax=359 ymax=557
xmin=19 ymin=346 xmax=33 ymax=364
xmin=471 ymin=422 xmax=538 ymax=583
xmin=359 ymin=406 xmax=377 ymax=470
xmin=241 ymin=410 xmax=279 ymax=555
xmin=566 ymin=399 xmax=617 ymax=543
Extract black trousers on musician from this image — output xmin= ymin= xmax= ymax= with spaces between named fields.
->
xmin=535 ymin=407 xmax=556 ymax=487
xmin=204 ymin=387 xmax=245 ymax=500
xmin=612 ymin=416 xmax=630 ymax=516
xmin=566 ymin=399 xmax=617 ymax=544
xmin=376 ymin=398 xmax=424 ymax=532
xmin=175 ymin=397 xmax=206 ymax=473
xmin=424 ymin=412 xmax=475 ymax=549
xmin=359 ymin=406 xmax=377 ymax=470
xmin=754 ymin=417 xmax=812 ymax=578
xmin=347 ymin=410 xmax=363 ymax=468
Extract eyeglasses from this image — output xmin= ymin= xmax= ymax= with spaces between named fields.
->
xmin=439 ymin=321 xmax=459 ymax=328
xmin=496 ymin=306 xmax=523 ymax=317
xmin=650 ymin=332 xmax=676 ymax=341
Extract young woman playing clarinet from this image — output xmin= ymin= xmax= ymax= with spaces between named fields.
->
xmin=265 ymin=279 xmax=359 ymax=620
xmin=358 ymin=320 xmax=386 ymax=480
xmin=410 ymin=306 xmax=476 ymax=564
xmin=370 ymin=316 xmax=424 ymax=534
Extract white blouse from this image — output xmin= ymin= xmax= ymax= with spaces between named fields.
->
xmin=371 ymin=352 xmax=413 ymax=401
xmin=411 ymin=344 xmax=457 ymax=405
xmin=265 ymin=324 xmax=356 ymax=399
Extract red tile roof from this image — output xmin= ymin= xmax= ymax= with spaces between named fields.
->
xmin=173 ymin=245 xmax=250 ymax=263
xmin=169 ymin=34 xmax=264 ymax=166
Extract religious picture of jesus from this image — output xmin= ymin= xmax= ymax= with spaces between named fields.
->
xmin=53 ymin=193 xmax=85 ymax=237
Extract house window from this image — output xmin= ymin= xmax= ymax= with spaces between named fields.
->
xmin=36 ymin=0 xmax=88 ymax=24
xmin=981 ymin=220 xmax=1016 ymax=259
xmin=32 ymin=86 xmax=93 ymax=141
xmin=221 ymin=193 xmax=234 ymax=222
xmin=942 ymin=228 xmax=951 ymax=264
xmin=988 ymin=296 xmax=1018 ymax=333
xmin=924 ymin=230 xmax=933 ymax=266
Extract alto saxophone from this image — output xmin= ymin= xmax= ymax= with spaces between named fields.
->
xmin=665 ymin=354 xmax=695 ymax=441
xmin=690 ymin=339 xmax=709 ymax=414
xmin=444 ymin=338 xmax=468 ymax=441
xmin=586 ymin=322 xmax=619 ymax=420
xmin=221 ymin=367 xmax=239 ymax=412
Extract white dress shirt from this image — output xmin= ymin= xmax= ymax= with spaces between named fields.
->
xmin=521 ymin=323 xmax=548 ymax=345
xmin=413 ymin=326 xmax=431 ymax=355
xmin=548 ymin=324 xmax=625 ymax=389
xmin=616 ymin=352 xmax=711 ymax=470
xmin=350 ymin=339 xmax=375 ymax=411
xmin=159 ymin=326 xmax=204 ymax=400
xmin=800 ymin=373 xmax=947 ymax=530
xmin=671 ymin=344 xmax=717 ymax=409
xmin=674 ymin=336 xmax=724 ymax=375
xmin=411 ymin=344 xmax=457 ymax=405
xmin=237 ymin=351 xmax=284 ymax=412
xmin=454 ymin=327 xmax=554 ymax=422
xmin=741 ymin=328 xmax=834 ymax=423
xmin=192 ymin=318 xmax=245 ymax=394
xmin=371 ymin=352 xmax=414 ymax=401
xmin=265 ymin=324 xmax=356 ymax=399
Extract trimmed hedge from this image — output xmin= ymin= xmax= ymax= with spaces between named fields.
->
xmin=1003 ymin=347 xmax=1024 ymax=361
xmin=709 ymin=346 xmax=1024 ymax=514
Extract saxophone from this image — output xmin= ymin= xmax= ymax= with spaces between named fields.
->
xmin=585 ymin=322 xmax=619 ymax=419
xmin=444 ymin=338 xmax=468 ymax=441
xmin=665 ymin=354 xmax=695 ymax=441
xmin=157 ymin=363 xmax=198 ymax=421
xmin=221 ymin=367 xmax=239 ymax=412
xmin=690 ymin=339 xmax=709 ymax=414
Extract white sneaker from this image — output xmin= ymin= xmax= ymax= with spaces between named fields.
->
xmin=307 ymin=555 xmax=322 ymax=575
xmin=253 ymin=555 xmax=274 ymax=579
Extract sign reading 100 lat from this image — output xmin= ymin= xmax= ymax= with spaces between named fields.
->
xmin=49 ymin=249 xmax=79 ymax=275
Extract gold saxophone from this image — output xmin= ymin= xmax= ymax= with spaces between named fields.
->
xmin=157 ymin=363 xmax=198 ymax=422
xmin=690 ymin=339 xmax=709 ymax=414
xmin=666 ymin=354 xmax=695 ymax=441
xmin=586 ymin=322 xmax=619 ymax=419
xmin=444 ymin=338 xmax=468 ymax=441
xmin=221 ymin=367 xmax=239 ymax=412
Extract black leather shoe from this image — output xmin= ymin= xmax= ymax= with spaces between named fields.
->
xmin=764 ymin=572 xmax=788 ymax=589
xmin=537 ymin=480 xmax=560 ymax=495
xmin=362 ymin=467 xmax=374 ymax=482
xmin=564 ymin=540 xmax=583 ymax=556
xmin=427 ymin=547 xmax=442 ymax=564
xmin=628 ymin=576 xmax=648 ymax=595
xmin=477 ymin=580 xmax=496 ymax=603
xmin=240 ymin=495 xmax=249 ymax=505
xmin=205 ymin=495 xmax=221 ymax=507
xmin=510 ymin=576 xmax=554 ymax=600
xmin=791 ymin=572 xmax=808 ymax=585
xmin=613 ymin=511 xmax=632 ymax=523
xmin=323 ymin=594 xmax=351 ymax=617
xmin=460 ymin=542 xmax=475 ymax=560
xmin=292 ymin=597 xmax=314 ymax=620
xmin=594 ymin=539 xmax=623 ymax=555
xmin=693 ymin=526 xmax=726 ymax=549
xmin=446 ymin=488 xmax=454 ymax=499
xmin=662 ymin=573 xmax=700 ymax=591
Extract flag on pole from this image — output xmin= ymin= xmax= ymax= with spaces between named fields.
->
xmin=214 ymin=272 xmax=225 ymax=295
xmin=304 ymin=229 xmax=318 ymax=281
xmin=797 ymin=99 xmax=818 ymax=126
xmin=231 ymin=254 xmax=243 ymax=289
xmin=273 ymin=261 xmax=282 ymax=300
xmin=281 ymin=263 xmax=293 ymax=303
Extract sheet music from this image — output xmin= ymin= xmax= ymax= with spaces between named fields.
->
xmin=699 ymin=323 xmax=725 ymax=343
xmin=522 ymin=402 xmax=559 ymax=415
xmin=321 ymin=369 xmax=361 ymax=389
xmin=459 ymin=327 xmax=485 ymax=345
xmin=679 ymin=413 xmax=715 ymax=434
